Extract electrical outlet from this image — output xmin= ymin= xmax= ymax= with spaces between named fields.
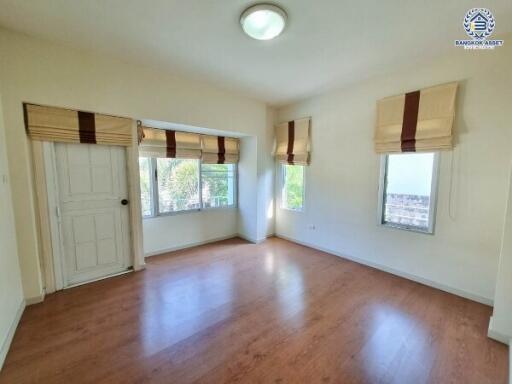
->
xmin=308 ymin=224 xmax=316 ymax=230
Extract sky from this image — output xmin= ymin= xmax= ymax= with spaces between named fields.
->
xmin=386 ymin=153 xmax=434 ymax=196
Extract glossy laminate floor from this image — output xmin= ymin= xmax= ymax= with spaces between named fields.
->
xmin=0 ymin=237 xmax=508 ymax=383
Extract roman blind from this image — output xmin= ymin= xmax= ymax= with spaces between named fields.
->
xmin=201 ymin=135 xmax=240 ymax=164
xmin=275 ymin=117 xmax=311 ymax=165
xmin=138 ymin=126 xmax=201 ymax=159
xmin=24 ymin=103 xmax=133 ymax=146
xmin=374 ymin=82 xmax=458 ymax=153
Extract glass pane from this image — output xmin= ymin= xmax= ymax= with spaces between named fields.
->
xmin=201 ymin=164 xmax=236 ymax=208
xmin=138 ymin=157 xmax=152 ymax=217
xmin=157 ymin=158 xmax=200 ymax=213
xmin=383 ymin=153 xmax=435 ymax=230
xmin=283 ymin=164 xmax=304 ymax=210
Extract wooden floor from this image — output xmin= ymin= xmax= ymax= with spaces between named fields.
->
xmin=1 ymin=237 xmax=508 ymax=384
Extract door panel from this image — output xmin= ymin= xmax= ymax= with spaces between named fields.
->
xmin=55 ymin=143 xmax=131 ymax=286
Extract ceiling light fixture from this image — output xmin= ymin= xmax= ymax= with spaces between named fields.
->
xmin=240 ymin=3 xmax=287 ymax=40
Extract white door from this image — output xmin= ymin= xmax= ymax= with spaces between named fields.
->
xmin=54 ymin=143 xmax=132 ymax=286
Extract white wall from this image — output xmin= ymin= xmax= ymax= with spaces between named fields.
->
xmin=0 ymin=29 xmax=273 ymax=300
xmin=144 ymin=209 xmax=238 ymax=256
xmin=276 ymin=39 xmax=512 ymax=303
xmin=0 ymin=87 xmax=25 ymax=368
xmin=489 ymin=165 xmax=512 ymax=343
xmin=258 ymin=107 xmax=276 ymax=239
xmin=237 ymin=136 xmax=259 ymax=242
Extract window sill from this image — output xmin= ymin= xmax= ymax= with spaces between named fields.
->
xmin=280 ymin=207 xmax=304 ymax=213
xmin=380 ymin=222 xmax=434 ymax=235
xmin=143 ymin=206 xmax=237 ymax=220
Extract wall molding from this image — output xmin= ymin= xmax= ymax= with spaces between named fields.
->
xmin=144 ymin=234 xmax=239 ymax=257
xmin=488 ymin=316 xmax=511 ymax=345
xmin=145 ymin=233 xmax=276 ymax=258
xmin=0 ymin=299 xmax=25 ymax=370
xmin=25 ymin=293 xmax=45 ymax=306
xmin=275 ymin=233 xmax=494 ymax=306
xmin=237 ymin=233 xmax=273 ymax=244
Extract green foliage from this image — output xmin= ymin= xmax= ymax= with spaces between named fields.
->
xmin=201 ymin=164 xmax=234 ymax=207
xmin=139 ymin=158 xmax=235 ymax=213
xmin=158 ymin=158 xmax=199 ymax=211
xmin=284 ymin=165 xmax=304 ymax=210
xmin=138 ymin=158 xmax=152 ymax=216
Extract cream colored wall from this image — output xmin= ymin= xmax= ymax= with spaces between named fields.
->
xmin=489 ymin=165 xmax=512 ymax=344
xmin=0 ymin=87 xmax=25 ymax=368
xmin=0 ymin=29 xmax=272 ymax=300
xmin=259 ymin=106 xmax=276 ymax=239
xmin=276 ymin=39 xmax=512 ymax=303
xmin=143 ymin=209 xmax=238 ymax=256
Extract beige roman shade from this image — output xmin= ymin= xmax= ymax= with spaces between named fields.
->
xmin=139 ymin=126 xmax=201 ymax=159
xmin=201 ymin=135 xmax=240 ymax=164
xmin=375 ymin=82 xmax=458 ymax=153
xmin=275 ymin=117 xmax=311 ymax=165
xmin=24 ymin=103 xmax=133 ymax=146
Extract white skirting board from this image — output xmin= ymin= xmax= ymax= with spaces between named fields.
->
xmin=144 ymin=234 xmax=239 ymax=257
xmin=144 ymin=233 xmax=275 ymax=258
xmin=0 ymin=299 xmax=25 ymax=370
xmin=25 ymin=293 xmax=45 ymax=306
xmin=275 ymin=234 xmax=493 ymax=306
xmin=236 ymin=233 xmax=272 ymax=244
xmin=488 ymin=316 xmax=512 ymax=345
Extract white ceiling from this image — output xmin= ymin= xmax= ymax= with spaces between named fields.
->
xmin=0 ymin=0 xmax=510 ymax=106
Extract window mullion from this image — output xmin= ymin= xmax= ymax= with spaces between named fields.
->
xmin=199 ymin=161 xmax=203 ymax=209
xmin=151 ymin=157 xmax=159 ymax=216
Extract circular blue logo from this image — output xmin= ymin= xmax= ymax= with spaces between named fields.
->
xmin=464 ymin=8 xmax=495 ymax=40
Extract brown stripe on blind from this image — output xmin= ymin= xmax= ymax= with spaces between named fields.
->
xmin=23 ymin=103 xmax=29 ymax=133
xmin=287 ymin=120 xmax=295 ymax=164
xmin=165 ymin=130 xmax=177 ymax=158
xmin=217 ymin=136 xmax=226 ymax=164
xmin=77 ymin=111 xmax=96 ymax=144
xmin=137 ymin=120 xmax=145 ymax=144
xmin=401 ymin=90 xmax=420 ymax=152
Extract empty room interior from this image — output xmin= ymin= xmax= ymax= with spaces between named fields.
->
xmin=0 ymin=1 xmax=511 ymax=383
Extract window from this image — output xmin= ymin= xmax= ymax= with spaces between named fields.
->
xmin=140 ymin=157 xmax=237 ymax=217
xmin=201 ymin=164 xmax=236 ymax=208
xmin=281 ymin=164 xmax=305 ymax=211
xmin=157 ymin=158 xmax=200 ymax=214
xmin=139 ymin=157 xmax=153 ymax=217
xmin=379 ymin=152 xmax=439 ymax=233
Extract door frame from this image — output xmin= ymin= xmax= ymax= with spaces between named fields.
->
xmin=31 ymin=120 xmax=145 ymax=294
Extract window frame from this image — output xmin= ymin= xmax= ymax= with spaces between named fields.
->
xmin=280 ymin=163 xmax=305 ymax=212
xmin=377 ymin=152 xmax=440 ymax=234
xmin=139 ymin=156 xmax=156 ymax=219
xmin=200 ymin=162 xmax=238 ymax=212
xmin=142 ymin=157 xmax=238 ymax=219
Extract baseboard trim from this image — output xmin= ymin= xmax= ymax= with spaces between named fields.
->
xmin=237 ymin=233 xmax=275 ymax=244
xmin=25 ymin=293 xmax=45 ymax=306
xmin=144 ymin=234 xmax=238 ymax=257
xmin=275 ymin=233 xmax=493 ymax=306
xmin=0 ymin=299 xmax=25 ymax=370
xmin=488 ymin=316 xmax=512 ymax=345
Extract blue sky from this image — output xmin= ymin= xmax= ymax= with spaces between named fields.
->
xmin=386 ymin=153 xmax=434 ymax=196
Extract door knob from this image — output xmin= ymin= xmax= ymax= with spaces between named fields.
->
xmin=121 ymin=199 xmax=129 ymax=205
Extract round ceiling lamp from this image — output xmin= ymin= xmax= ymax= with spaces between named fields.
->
xmin=240 ymin=4 xmax=287 ymax=40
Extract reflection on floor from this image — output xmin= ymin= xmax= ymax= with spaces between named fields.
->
xmin=0 ymin=237 xmax=508 ymax=383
